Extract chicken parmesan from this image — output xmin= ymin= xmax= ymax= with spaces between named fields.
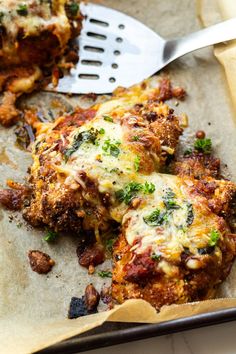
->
xmin=2 ymin=78 xmax=235 ymax=310
xmin=0 ymin=0 xmax=82 ymax=126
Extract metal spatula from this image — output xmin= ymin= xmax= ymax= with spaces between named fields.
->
xmin=48 ymin=2 xmax=236 ymax=94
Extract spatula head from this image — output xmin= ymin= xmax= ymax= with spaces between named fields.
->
xmin=47 ymin=2 xmax=165 ymax=94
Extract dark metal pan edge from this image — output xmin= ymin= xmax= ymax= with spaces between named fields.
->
xmin=37 ymin=306 xmax=236 ymax=354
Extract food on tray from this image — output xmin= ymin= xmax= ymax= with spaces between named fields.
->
xmin=0 ymin=77 xmax=233 ymax=311
xmin=112 ymin=175 xmax=236 ymax=308
xmin=28 ymin=250 xmax=55 ymax=274
xmin=22 ymin=79 xmax=185 ymax=232
xmin=0 ymin=0 xmax=82 ymax=126
xmin=68 ymin=283 xmax=100 ymax=318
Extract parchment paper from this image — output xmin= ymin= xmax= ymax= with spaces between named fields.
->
xmin=198 ymin=0 xmax=236 ymax=110
xmin=1 ymin=1 xmax=236 ymax=353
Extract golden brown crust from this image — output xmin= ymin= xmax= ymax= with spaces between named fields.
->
xmin=112 ymin=171 xmax=236 ymax=309
xmin=7 ymin=76 xmax=235 ymax=311
xmin=112 ymin=199 xmax=236 ymax=309
xmin=171 ymin=152 xmax=221 ymax=179
xmin=23 ymin=82 xmax=184 ymax=231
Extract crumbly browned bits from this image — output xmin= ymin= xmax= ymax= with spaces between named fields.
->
xmin=100 ymin=286 xmax=113 ymax=306
xmin=196 ymin=130 xmax=206 ymax=139
xmin=0 ymin=189 xmax=24 ymax=210
xmin=28 ymin=250 xmax=55 ymax=274
xmin=84 ymin=284 xmax=100 ymax=311
xmin=77 ymin=243 xmax=105 ymax=268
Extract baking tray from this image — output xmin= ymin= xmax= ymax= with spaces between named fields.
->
xmin=37 ymin=307 xmax=236 ymax=353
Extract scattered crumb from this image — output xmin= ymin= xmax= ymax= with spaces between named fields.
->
xmin=84 ymin=284 xmax=100 ymax=311
xmin=88 ymin=264 xmax=95 ymax=274
xmin=68 ymin=296 xmax=98 ymax=319
xmin=28 ymin=250 xmax=55 ymax=274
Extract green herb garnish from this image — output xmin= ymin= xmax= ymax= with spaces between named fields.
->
xmin=116 ymin=182 xmax=143 ymax=205
xmin=98 ymin=270 xmax=112 ymax=278
xmin=194 ymin=138 xmax=212 ymax=154
xmin=44 ymin=230 xmax=58 ymax=242
xmin=102 ymin=138 xmax=121 ymax=157
xmin=143 ymin=209 xmax=168 ymax=226
xmin=67 ymin=2 xmax=79 ymax=16
xmin=143 ymin=181 xmax=156 ymax=194
xmin=99 ymin=128 xmax=105 ymax=134
xmin=132 ymin=135 xmax=140 ymax=141
xmin=163 ymin=188 xmax=180 ymax=210
xmin=64 ymin=128 xmax=98 ymax=162
xmin=116 ymin=181 xmax=155 ymax=205
xmin=151 ymin=253 xmax=161 ymax=261
xmin=17 ymin=4 xmax=28 ymax=16
xmin=164 ymin=199 xmax=180 ymax=210
xmin=134 ymin=155 xmax=141 ymax=172
xmin=208 ymin=230 xmax=220 ymax=247
xmin=103 ymin=115 xmax=113 ymax=123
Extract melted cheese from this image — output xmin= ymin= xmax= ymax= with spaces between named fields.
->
xmin=45 ymin=111 xmax=221 ymax=263
xmin=58 ymin=112 xmax=143 ymax=221
xmin=123 ymin=174 xmax=221 ymax=262
xmin=32 ymin=80 xmax=224 ymax=266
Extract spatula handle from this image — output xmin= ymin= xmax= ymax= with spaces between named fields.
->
xmin=163 ymin=17 xmax=236 ymax=63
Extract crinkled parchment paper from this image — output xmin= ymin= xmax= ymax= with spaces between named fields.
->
xmin=198 ymin=0 xmax=236 ymax=109
xmin=1 ymin=1 xmax=236 ymax=353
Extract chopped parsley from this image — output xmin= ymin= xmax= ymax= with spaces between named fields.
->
xmin=43 ymin=230 xmax=58 ymax=242
xmin=99 ymin=128 xmax=105 ymax=135
xmin=67 ymin=2 xmax=79 ymax=16
xmin=132 ymin=135 xmax=140 ymax=141
xmin=163 ymin=189 xmax=180 ymax=210
xmin=134 ymin=155 xmax=141 ymax=172
xmin=116 ymin=182 xmax=143 ymax=205
xmin=64 ymin=128 xmax=98 ymax=162
xmin=103 ymin=115 xmax=113 ymax=123
xmin=143 ymin=181 xmax=156 ymax=194
xmin=151 ymin=253 xmax=161 ymax=261
xmin=116 ymin=181 xmax=155 ymax=205
xmin=208 ymin=230 xmax=220 ymax=247
xmin=194 ymin=138 xmax=212 ymax=154
xmin=143 ymin=209 xmax=168 ymax=226
xmin=102 ymin=139 xmax=121 ymax=157
xmin=144 ymin=189 xmax=185 ymax=227
xmin=17 ymin=4 xmax=28 ymax=16
xmin=98 ymin=270 xmax=112 ymax=278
